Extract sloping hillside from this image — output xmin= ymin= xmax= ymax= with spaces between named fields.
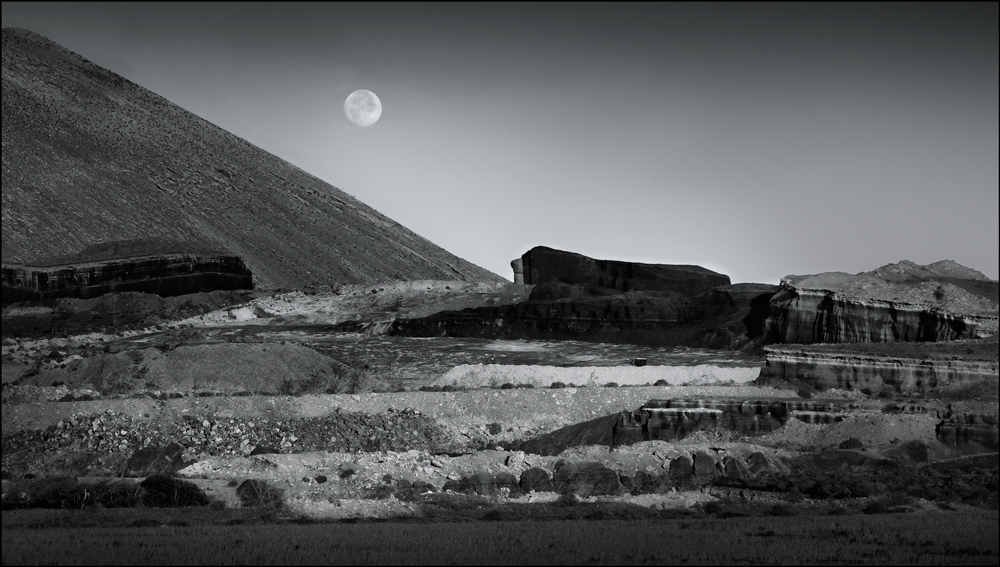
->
xmin=1 ymin=28 xmax=503 ymax=289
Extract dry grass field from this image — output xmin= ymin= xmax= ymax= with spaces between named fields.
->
xmin=3 ymin=512 xmax=997 ymax=565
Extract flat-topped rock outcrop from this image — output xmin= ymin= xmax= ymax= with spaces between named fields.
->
xmin=391 ymin=247 xmax=777 ymax=349
xmin=516 ymin=246 xmax=731 ymax=294
xmin=762 ymin=261 xmax=998 ymax=345
xmin=2 ymin=239 xmax=253 ymax=302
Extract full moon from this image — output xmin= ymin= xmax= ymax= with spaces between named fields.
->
xmin=344 ymin=89 xmax=382 ymax=127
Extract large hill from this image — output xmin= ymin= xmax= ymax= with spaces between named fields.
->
xmin=1 ymin=28 xmax=503 ymax=289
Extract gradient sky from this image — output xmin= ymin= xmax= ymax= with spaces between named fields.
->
xmin=3 ymin=2 xmax=998 ymax=283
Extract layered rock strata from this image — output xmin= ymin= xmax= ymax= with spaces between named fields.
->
xmin=936 ymin=413 xmax=999 ymax=451
xmin=755 ymin=348 xmax=999 ymax=395
xmin=762 ymin=264 xmax=998 ymax=345
xmin=2 ymin=253 xmax=253 ymax=302
xmin=763 ymin=285 xmax=992 ymax=344
xmin=613 ymin=398 xmax=848 ymax=444
xmin=391 ymin=246 xmax=777 ymax=349
xmin=516 ymin=246 xmax=731 ymax=293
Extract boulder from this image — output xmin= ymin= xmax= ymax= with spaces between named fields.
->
xmin=721 ymin=456 xmax=750 ymax=483
xmin=631 ymin=470 xmax=672 ymax=495
xmin=746 ymin=452 xmax=772 ymax=475
xmin=669 ymin=455 xmax=694 ymax=487
xmin=692 ymin=451 xmax=719 ymax=478
xmin=552 ymin=460 xmax=621 ymax=496
xmin=468 ymin=472 xmax=497 ymax=496
xmin=519 ymin=467 xmax=553 ymax=493
xmin=125 ymin=442 xmax=187 ymax=476
xmin=494 ymin=472 xmax=520 ymax=497
xmin=443 ymin=473 xmax=497 ymax=496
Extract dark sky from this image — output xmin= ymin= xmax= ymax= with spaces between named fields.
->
xmin=3 ymin=2 xmax=998 ymax=282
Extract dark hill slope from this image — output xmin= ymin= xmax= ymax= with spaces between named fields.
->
xmin=1 ymin=28 xmax=503 ymax=289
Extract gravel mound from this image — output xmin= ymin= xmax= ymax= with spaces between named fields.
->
xmin=1 ymin=407 xmax=466 ymax=477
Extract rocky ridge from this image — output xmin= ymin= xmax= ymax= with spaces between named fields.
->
xmin=2 ymin=240 xmax=253 ymax=302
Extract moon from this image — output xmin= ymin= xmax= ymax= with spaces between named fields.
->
xmin=344 ymin=89 xmax=382 ymax=127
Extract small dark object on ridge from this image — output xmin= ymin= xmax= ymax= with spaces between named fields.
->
xmin=839 ymin=438 xmax=863 ymax=450
xmin=633 ymin=358 xmax=647 ymax=367
xmin=250 ymin=445 xmax=280 ymax=456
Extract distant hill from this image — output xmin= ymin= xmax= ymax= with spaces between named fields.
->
xmin=1 ymin=28 xmax=503 ymax=290
xmin=865 ymin=259 xmax=992 ymax=283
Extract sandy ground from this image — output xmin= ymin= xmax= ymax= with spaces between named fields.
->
xmin=435 ymin=364 xmax=761 ymax=388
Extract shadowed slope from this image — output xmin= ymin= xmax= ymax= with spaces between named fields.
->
xmin=1 ymin=28 xmax=503 ymax=289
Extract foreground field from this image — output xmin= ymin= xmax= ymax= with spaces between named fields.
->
xmin=3 ymin=512 xmax=997 ymax=565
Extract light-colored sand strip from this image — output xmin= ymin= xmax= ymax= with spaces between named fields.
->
xmin=434 ymin=364 xmax=761 ymax=388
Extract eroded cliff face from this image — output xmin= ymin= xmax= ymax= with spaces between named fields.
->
xmin=762 ymin=285 xmax=992 ymax=344
xmin=2 ymin=254 xmax=253 ymax=302
xmin=761 ymin=263 xmax=998 ymax=345
xmin=937 ymin=412 xmax=999 ymax=451
xmin=755 ymin=348 xmax=998 ymax=395
xmin=519 ymin=246 xmax=731 ymax=294
xmin=389 ymin=247 xmax=776 ymax=349
xmin=614 ymin=397 xmax=848 ymax=445
xmin=390 ymin=284 xmax=778 ymax=349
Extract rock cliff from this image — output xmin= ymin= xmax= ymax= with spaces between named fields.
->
xmin=391 ymin=247 xmax=776 ymax=349
xmin=755 ymin=347 xmax=998 ymax=396
xmin=762 ymin=262 xmax=998 ymax=345
xmin=763 ymin=286 xmax=991 ymax=344
xmin=2 ymin=240 xmax=253 ymax=302
xmin=518 ymin=246 xmax=731 ymax=293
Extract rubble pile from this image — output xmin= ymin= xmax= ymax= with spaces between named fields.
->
xmin=2 ymin=408 xmax=467 ymax=477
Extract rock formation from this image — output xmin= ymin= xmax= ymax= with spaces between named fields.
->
xmin=2 ymin=240 xmax=253 ymax=302
xmin=511 ymin=258 xmax=524 ymax=284
xmin=761 ymin=262 xmax=998 ymax=345
xmin=936 ymin=412 xmax=999 ymax=451
xmin=392 ymin=246 xmax=777 ymax=349
xmin=517 ymin=246 xmax=732 ymax=293
xmin=756 ymin=347 xmax=999 ymax=396
xmin=614 ymin=398 xmax=847 ymax=444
